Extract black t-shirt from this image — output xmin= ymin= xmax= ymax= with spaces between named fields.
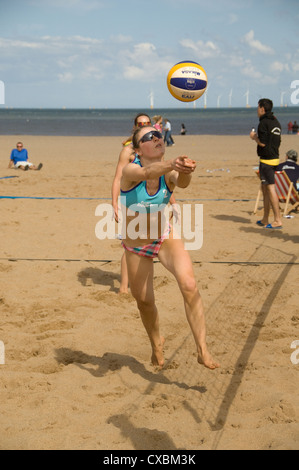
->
xmin=276 ymin=159 xmax=299 ymax=187
xmin=257 ymin=112 xmax=281 ymax=160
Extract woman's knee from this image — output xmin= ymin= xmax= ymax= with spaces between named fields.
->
xmin=136 ymin=297 xmax=156 ymax=313
xmin=179 ymin=274 xmax=198 ymax=297
xmin=130 ymin=288 xmax=155 ymax=310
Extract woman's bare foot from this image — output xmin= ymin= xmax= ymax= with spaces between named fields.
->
xmin=151 ymin=336 xmax=165 ymax=368
xmin=197 ymin=347 xmax=220 ymax=370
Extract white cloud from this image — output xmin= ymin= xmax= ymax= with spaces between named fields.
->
xmin=121 ymin=43 xmax=171 ymax=81
xmin=80 ymin=65 xmax=105 ymax=80
xmin=229 ymin=54 xmax=246 ymax=68
xmin=58 ymin=72 xmax=73 ymax=83
xmin=240 ymin=60 xmax=277 ymax=85
xmin=0 ymin=35 xmax=109 ymax=85
xmin=0 ymin=38 xmax=43 ymax=49
xmin=180 ymin=39 xmax=220 ymax=59
xmin=70 ymin=35 xmax=103 ymax=44
xmin=110 ymin=34 xmax=132 ymax=44
xmin=57 ymin=56 xmax=79 ymax=68
xmin=0 ymin=35 xmax=104 ymax=54
xmin=123 ymin=66 xmax=145 ymax=80
xmin=0 ymin=35 xmax=168 ymax=85
xmin=241 ymin=62 xmax=262 ymax=79
xmin=270 ymin=61 xmax=290 ymax=72
xmin=242 ymin=30 xmax=274 ymax=55
xmin=129 ymin=43 xmax=157 ymax=59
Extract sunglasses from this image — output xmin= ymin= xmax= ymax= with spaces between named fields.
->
xmin=136 ymin=121 xmax=151 ymax=127
xmin=138 ymin=130 xmax=163 ymax=144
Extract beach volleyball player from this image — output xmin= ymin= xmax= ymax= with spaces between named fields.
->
xmin=120 ymin=125 xmax=219 ymax=370
xmin=112 ymin=113 xmax=152 ymax=293
xmin=112 ymin=113 xmax=177 ymax=294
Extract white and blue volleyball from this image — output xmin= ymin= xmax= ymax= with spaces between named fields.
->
xmin=167 ymin=61 xmax=208 ymax=102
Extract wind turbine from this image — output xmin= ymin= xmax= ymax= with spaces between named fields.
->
xmin=280 ymin=91 xmax=286 ymax=107
xmin=149 ymin=89 xmax=154 ymax=109
xmin=217 ymin=95 xmax=222 ymax=108
xmin=203 ymin=85 xmax=209 ymax=109
xmin=244 ymin=90 xmax=250 ymax=108
xmin=228 ymin=89 xmax=233 ymax=107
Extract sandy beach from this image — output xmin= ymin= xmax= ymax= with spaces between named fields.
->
xmin=0 ymin=133 xmax=298 ymax=450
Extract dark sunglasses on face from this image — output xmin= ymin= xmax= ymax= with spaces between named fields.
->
xmin=136 ymin=121 xmax=151 ymax=127
xmin=138 ymin=130 xmax=163 ymax=144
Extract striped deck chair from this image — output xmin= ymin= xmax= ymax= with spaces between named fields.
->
xmin=254 ymin=170 xmax=299 ymax=215
xmin=275 ymin=171 xmax=299 ymax=215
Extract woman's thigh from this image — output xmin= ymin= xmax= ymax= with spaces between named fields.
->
xmin=125 ymin=251 xmax=155 ymax=303
xmin=158 ymin=238 xmax=196 ymax=289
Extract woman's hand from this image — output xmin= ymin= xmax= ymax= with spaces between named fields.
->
xmin=171 ymin=156 xmax=196 ymax=173
xmin=112 ymin=202 xmax=119 ymax=223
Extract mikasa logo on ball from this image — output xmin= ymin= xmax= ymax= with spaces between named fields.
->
xmin=182 ymin=70 xmax=201 ymax=76
xmin=186 ymin=78 xmax=196 ymax=90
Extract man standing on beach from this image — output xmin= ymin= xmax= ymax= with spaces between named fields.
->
xmin=163 ymin=119 xmax=174 ymax=147
xmin=250 ymin=98 xmax=282 ymax=229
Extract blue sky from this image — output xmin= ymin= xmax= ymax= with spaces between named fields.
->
xmin=0 ymin=0 xmax=298 ymax=109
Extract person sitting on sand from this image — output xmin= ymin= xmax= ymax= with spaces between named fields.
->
xmin=8 ymin=142 xmax=43 ymax=171
xmin=120 ymin=125 xmax=219 ymax=370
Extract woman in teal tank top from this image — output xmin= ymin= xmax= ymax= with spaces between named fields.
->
xmin=120 ymin=126 xmax=219 ymax=371
xmin=120 ymin=154 xmax=173 ymax=213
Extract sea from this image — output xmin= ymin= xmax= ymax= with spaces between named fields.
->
xmin=0 ymin=106 xmax=298 ymax=137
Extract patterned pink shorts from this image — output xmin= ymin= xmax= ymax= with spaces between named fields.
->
xmin=122 ymin=226 xmax=171 ymax=259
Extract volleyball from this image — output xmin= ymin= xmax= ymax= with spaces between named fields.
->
xmin=167 ymin=61 xmax=208 ymax=102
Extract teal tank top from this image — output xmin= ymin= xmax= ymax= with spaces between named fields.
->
xmin=120 ymin=156 xmax=173 ymax=213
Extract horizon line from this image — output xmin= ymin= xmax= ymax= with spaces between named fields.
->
xmin=0 ymin=105 xmax=298 ymax=111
